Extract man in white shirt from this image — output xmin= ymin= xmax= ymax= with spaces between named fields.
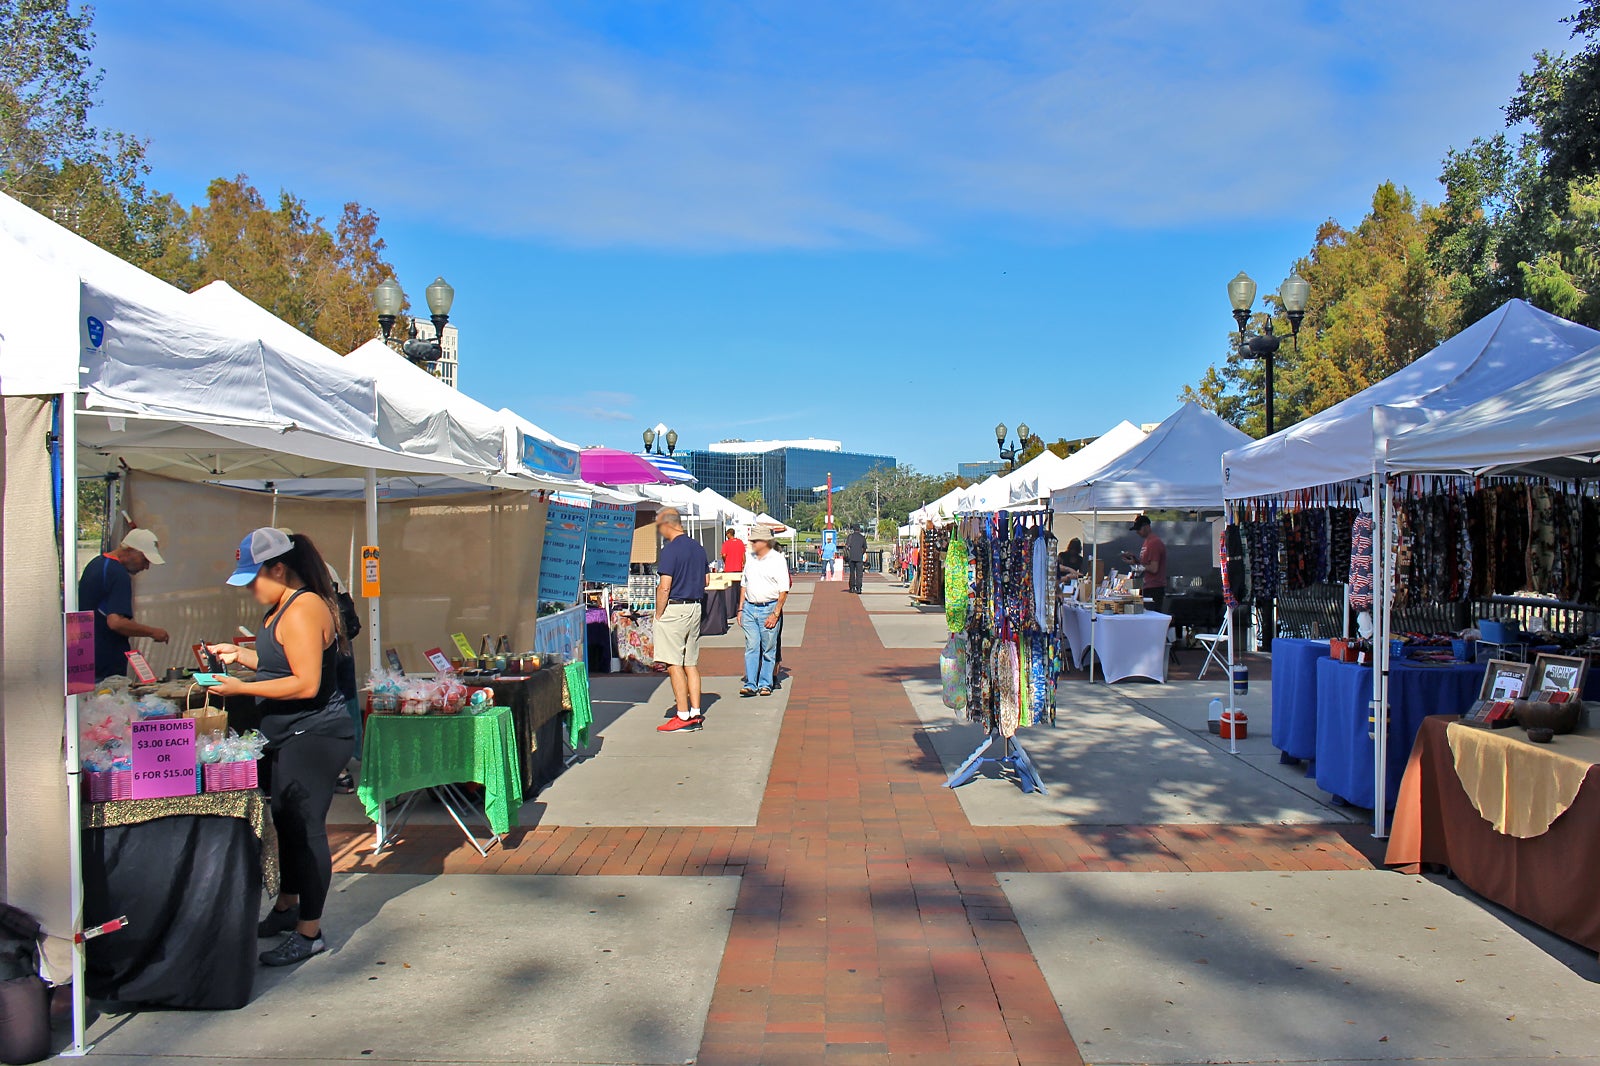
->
xmin=738 ymin=525 xmax=791 ymax=697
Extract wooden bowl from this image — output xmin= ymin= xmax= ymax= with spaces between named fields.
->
xmin=1513 ymin=699 xmax=1582 ymax=735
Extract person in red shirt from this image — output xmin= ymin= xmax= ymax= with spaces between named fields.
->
xmin=720 ymin=528 xmax=747 ymax=573
xmin=1122 ymin=514 xmax=1168 ymax=612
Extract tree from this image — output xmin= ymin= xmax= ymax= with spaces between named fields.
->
xmin=0 ymin=0 xmax=176 ymax=266
xmin=830 ymin=464 xmax=952 ymax=532
xmin=152 ymin=175 xmax=401 ymax=353
xmin=1182 ymin=182 xmax=1457 ymax=436
xmin=733 ymin=488 xmax=767 ymax=514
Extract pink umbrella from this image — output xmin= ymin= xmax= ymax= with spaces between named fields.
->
xmin=579 ymin=447 xmax=675 ymax=486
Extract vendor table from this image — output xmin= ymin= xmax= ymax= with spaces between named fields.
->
xmin=701 ymin=585 xmax=740 ymax=636
xmin=1271 ymin=638 xmax=1332 ymax=762
xmin=494 ymin=669 xmax=568 ymax=796
xmin=1164 ymin=589 xmax=1224 ymax=644
xmin=1057 ymin=603 xmax=1171 ymax=683
xmin=1386 ymin=717 xmax=1600 ymax=954
xmin=358 ymin=706 xmax=522 ymax=855
xmin=82 ymin=790 xmax=277 ymax=1010
xmin=1314 ymin=657 xmax=1486 ymax=809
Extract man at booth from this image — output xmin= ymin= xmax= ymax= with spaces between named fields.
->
xmin=1122 ymin=514 xmax=1168 ymax=612
xmin=78 ymin=528 xmax=171 ymax=679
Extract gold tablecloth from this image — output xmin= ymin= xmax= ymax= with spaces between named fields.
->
xmin=84 ymin=788 xmax=279 ymax=894
xmin=1445 ymin=723 xmax=1600 ymax=838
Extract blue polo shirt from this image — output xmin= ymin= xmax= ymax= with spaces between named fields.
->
xmin=79 ymin=554 xmax=134 ymax=678
xmin=658 ymin=534 xmax=708 ymax=601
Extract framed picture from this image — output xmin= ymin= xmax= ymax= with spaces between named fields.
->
xmin=1479 ymin=659 xmax=1533 ymax=702
xmin=1531 ymin=653 xmax=1587 ymax=695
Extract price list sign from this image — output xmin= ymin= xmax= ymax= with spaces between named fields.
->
xmin=130 ymin=718 xmax=197 ymax=799
xmin=538 ymin=501 xmax=591 ymax=605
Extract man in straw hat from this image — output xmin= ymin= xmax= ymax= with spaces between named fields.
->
xmin=653 ymin=508 xmax=710 ymax=732
xmin=738 ymin=524 xmax=791 ymax=697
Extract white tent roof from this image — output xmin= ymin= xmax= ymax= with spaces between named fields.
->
xmin=1385 ymin=340 xmax=1600 ymax=477
xmin=345 ymin=338 xmax=508 ymax=475
xmin=635 ymin=483 xmax=710 ymax=517
xmin=999 ymin=451 xmax=1067 ymax=506
xmin=0 ymin=192 xmax=461 ymax=479
xmin=1034 ymin=420 xmax=1149 ymax=498
xmin=1052 ymin=402 xmax=1251 ymax=512
xmin=1221 ymin=300 xmax=1600 ymax=499
xmin=497 ymin=407 xmax=583 ymax=482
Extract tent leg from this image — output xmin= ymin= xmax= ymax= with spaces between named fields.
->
xmin=59 ymin=394 xmax=90 ymax=1056
xmin=365 ymin=468 xmax=381 ymax=670
xmin=1373 ymin=476 xmax=1394 ymax=838
xmin=1089 ymin=510 xmax=1099 ymax=683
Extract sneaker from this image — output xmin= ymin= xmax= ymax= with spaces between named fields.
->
xmin=257 ymin=905 xmax=300 ymax=939
xmin=657 ymin=715 xmax=704 ymax=733
xmin=259 ymin=931 xmax=325 ymax=967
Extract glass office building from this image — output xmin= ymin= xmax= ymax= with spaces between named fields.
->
xmin=682 ymin=441 xmax=896 ymax=521
xmin=957 ymin=460 xmax=1008 ymax=481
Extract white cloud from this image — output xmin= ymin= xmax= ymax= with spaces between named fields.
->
xmin=95 ymin=0 xmax=1577 ymax=249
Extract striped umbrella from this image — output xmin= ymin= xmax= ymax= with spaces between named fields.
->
xmin=640 ymin=453 xmax=696 ymax=483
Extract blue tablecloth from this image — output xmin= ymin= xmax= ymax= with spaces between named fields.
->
xmin=1270 ymin=638 xmax=1331 ymax=762
xmin=1314 ymin=658 xmax=1487 ymax=809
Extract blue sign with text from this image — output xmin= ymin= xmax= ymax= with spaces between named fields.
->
xmin=583 ymin=502 xmax=636 ymax=587
xmin=538 ymin=501 xmax=591 ymax=605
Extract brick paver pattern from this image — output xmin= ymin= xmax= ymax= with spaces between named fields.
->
xmin=332 ymin=577 xmax=1374 ymax=1065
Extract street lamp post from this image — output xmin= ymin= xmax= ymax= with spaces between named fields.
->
xmin=642 ymin=427 xmax=679 ymax=455
xmin=995 ymin=421 xmax=1031 ymax=472
xmin=1227 ymin=271 xmax=1309 ymax=437
xmin=371 ymin=275 xmax=456 ymax=374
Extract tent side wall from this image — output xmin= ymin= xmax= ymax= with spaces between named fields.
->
xmin=1 ymin=396 xmax=73 ymax=982
xmin=123 ymin=473 xmax=550 ymax=674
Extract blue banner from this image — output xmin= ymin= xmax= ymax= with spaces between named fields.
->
xmin=535 ymin=604 xmax=587 ymax=664
xmin=538 ymin=501 xmax=591 ymax=605
xmin=520 ymin=432 xmax=581 ymax=479
xmin=583 ymin=502 xmax=636 ymax=586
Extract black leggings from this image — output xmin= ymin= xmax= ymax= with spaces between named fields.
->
xmin=264 ymin=732 xmax=353 ymax=923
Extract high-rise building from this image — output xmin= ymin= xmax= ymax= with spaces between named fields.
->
xmin=681 ymin=438 xmax=896 ymax=521
xmin=957 ymin=460 xmax=1008 ymax=481
xmin=406 ymin=319 xmax=460 ymax=389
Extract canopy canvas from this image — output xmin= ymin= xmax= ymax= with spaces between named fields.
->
xmin=1033 ymin=420 xmax=1148 ymax=499
xmin=1385 ymin=340 xmax=1600 ymax=478
xmin=345 ymin=338 xmax=507 ymax=475
xmin=1221 ymin=300 xmax=1600 ymax=499
xmin=1051 ymin=402 xmax=1251 ymax=513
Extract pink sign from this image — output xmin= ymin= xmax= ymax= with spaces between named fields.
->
xmin=66 ymin=611 xmax=94 ymax=695
xmin=130 ymin=718 xmax=197 ymax=799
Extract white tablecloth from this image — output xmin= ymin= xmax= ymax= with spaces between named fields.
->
xmin=1058 ymin=603 xmax=1171 ymax=683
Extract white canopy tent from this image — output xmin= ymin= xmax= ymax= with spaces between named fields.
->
xmin=1001 ymin=451 xmax=1068 ymax=506
xmin=1385 ymin=340 xmax=1600 ymax=477
xmin=1221 ymin=300 xmax=1600 ymax=501
xmin=344 ymin=338 xmax=508 ymax=476
xmin=1034 ymin=420 xmax=1149 ymax=499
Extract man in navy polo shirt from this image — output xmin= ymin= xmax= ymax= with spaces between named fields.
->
xmin=78 ymin=528 xmax=171 ymax=678
xmin=653 ymin=508 xmax=709 ymax=733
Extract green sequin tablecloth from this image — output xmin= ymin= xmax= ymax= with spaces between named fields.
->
xmin=357 ymin=707 xmax=523 ymax=835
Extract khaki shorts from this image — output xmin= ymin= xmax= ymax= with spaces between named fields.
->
xmin=654 ymin=602 xmax=703 ymax=667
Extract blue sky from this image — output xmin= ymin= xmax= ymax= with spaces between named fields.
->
xmin=91 ymin=0 xmax=1577 ymax=474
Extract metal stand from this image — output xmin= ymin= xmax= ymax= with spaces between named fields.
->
xmin=945 ymin=732 xmax=1046 ymax=794
xmin=373 ymin=784 xmax=502 ymax=857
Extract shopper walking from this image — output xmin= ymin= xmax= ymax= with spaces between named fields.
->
xmin=206 ymin=528 xmax=355 ymax=967
xmin=739 ymin=526 xmax=791 ymax=697
xmin=78 ymin=528 xmax=171 ymax=679
xmin=720 ymin=527 xmax=746 ymax=574
xmin=653 ymin=508 xmax=710 ymax=733
xmin=1122 ymin=514 xmax=1168 ymax=612
xmin=844 ymin=527 xmax=868 ymax=593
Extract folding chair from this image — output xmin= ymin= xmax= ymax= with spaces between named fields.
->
xmin=1196 ymin=610 xmax=1231 ymax=680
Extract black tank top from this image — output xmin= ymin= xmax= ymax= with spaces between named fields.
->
xmin=252 ymin=589 xmax=353 ymax=747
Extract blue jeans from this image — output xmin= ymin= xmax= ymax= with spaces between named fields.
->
xmin=741 ymin=602 xmax=780 ymax=690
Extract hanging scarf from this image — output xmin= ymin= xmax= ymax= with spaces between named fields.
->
xmin=944 ymin=533 xmax=970 ymax=633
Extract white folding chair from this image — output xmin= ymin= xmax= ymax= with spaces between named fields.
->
xmin=1196 ymin=610 xmax=1231 ymax=680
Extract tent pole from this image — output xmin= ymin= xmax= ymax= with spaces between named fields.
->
xmin=61 ymin=393 xmax=89 ymax=1056
xmin=1089 ymin=507 xmax=1098 ymax=684
xmin=1373 ymin=473 xmax=1394 ymax=838
xmin=1225 ymin=501 xmax=1236 ymax=719
xmin=365 ymin=468 xmax=381 ymax=668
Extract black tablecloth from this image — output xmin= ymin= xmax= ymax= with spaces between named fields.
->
xmin=497 ymin=670 xmax=567 ymax=796
xmin=82 ymin=794 xmax=271 ymax=1010
xmin=701 ymin=586 xmax=739 ymax=636
xmin=1165 ymin=591 xmax=1224 ymax=637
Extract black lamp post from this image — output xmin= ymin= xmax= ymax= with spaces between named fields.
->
xmin=995 ymin=421 xmax=1030 ymax=472
xmin=371 ymin=275 xmax=456 ymax=373
xmin=1227 ymin=271 xmax=1309 ymax=437
xmin=643 ymin=427 xmax=679 ymax=455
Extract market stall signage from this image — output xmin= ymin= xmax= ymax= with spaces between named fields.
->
xmin=520 ymin=432 xmax=581 ymax=479
xmin=451 ymin=632 xmax=478 ymax=661
xmin=66 ymin=611 xmax=94 ymax=695
xmin=130 ymin=718 xmax=196 ymax=799
xmin=424 ymin=647 xmax=454 ymax=674
xmin=361 ymin=545 xmax=381 ymax=598
xmin=125 ymin=650 xmax=158 ymax=684
xmin=538 ymin=501 xmax=591 ymax=605
xmin=583 ymin=502 xmax=636 ymax=586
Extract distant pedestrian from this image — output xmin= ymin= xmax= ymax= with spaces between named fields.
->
xmin=845 ymin=527 xmax=868 ymax=593
xmin=739 ymin=526 xmax=790 ymax=697
xmin=720 ymin=527 xmax=746 ymax=574
xmin=1122 ymin=515 xmax=1168 ymax=612
xmin=653 ymin=508 xmax=710 ymax=733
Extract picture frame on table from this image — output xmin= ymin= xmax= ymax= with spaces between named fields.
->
xmin=1530 ymin=653 xmax=1587 ymax=695
xmin=1479 ymin=659 xmax=1533 ymax=702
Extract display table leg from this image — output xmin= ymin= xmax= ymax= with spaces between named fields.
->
xmin=944 ymin=733 xmax=1047 ymax=795
xmin=433 ymin=783 xmax=502 ymax=857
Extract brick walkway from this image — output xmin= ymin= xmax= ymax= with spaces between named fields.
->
xmin=333 ymin=578 xmax=1373 ymax=1065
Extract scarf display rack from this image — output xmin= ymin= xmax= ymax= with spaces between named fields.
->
xmin=940 ymin=509 xmax=1062 ymax=795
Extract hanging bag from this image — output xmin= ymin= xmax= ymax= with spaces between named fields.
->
xmin=939 ymin=633 xmax=969 ymax=712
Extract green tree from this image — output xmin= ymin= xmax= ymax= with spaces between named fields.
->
xmin=733 ymin=488 xmax=767 ymax=514
xmin=831 ymin=464 xmax=953 ymax=532
xmin=1183 ymin=182 xmax=1457 ymax=436
xmin=152 ymin=175 xmax=400 ymax=353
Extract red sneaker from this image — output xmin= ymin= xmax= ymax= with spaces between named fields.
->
xmin=657 ymin=715 xmax=704 ymax=733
